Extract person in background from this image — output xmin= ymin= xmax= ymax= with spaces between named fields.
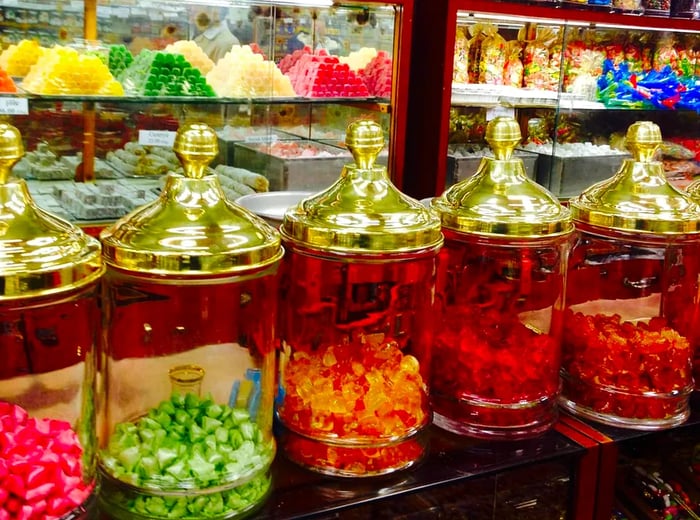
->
xmin=193 ymin=7 xmax=239 ymax=63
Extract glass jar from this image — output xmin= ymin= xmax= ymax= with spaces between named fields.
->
xmin=97 ymin=124 xmax=283 ymax=519
xmin=0 ymin=124 xmax=103 ymax=519
xmin=277 ymin=120 xmax=442 ymax=477
xmin=431 ymin=117 xmax=573 ymax=440
xmin=561 ymin=121 xmax=700 ymax=430
xmin=682 ymin=179 xmax=700 ymax=392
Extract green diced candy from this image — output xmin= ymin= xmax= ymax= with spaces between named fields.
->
xmin=145 ymin=496 xmax=168 ymax=516
xmin=240 ymin=422 xmax=255 ymax=441
xmin=228 ymin=430 xmax=243 ymax=450
xmin=155 ymin=410 xmax=172 ymax=428
xmin=139 ymin=428 xmax=155 ymax=444
xmin=165 ymin=459 xmax=187 ymax=480
xmin=171 ymin=393 xmax=186 ymax=407
xmin=156 ymin=446 xmax=178 ymax=469
xmin=202 ymin=416 xmax=222 ymax=433
xmin=159 ymin=400 xmax=176 ymax=416
xmin=174 ymin=409 xmax=190 ymax=425
xmin=185 ymin=393 xmax=200 ymax=410
xmin=230 ymin=408 xmax=250 ymax=425
xmin=189 ymin=423 xmax=205 ymax=443
xmin=138 ymin=455 xmax=160 ymax=478
xmin=205 ymin=404 xmax=223 ymax=419
xmin=117 ymin=446 xmax=141 ymax=471
xmin=188 ymin=496 xmax=208 ymax=515
xmin=204 ymin=434 xmax=217 ymax=453
xmin=140 ymin=417 xmax=160 ymax=430
xmin=214 ymin=427 xmax=228 ymax=444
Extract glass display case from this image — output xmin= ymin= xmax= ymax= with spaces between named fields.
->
xmin=0 ymin=0 xmax=411 ymax=228
xmin=404 ymin=0 xmax=700 ymax=201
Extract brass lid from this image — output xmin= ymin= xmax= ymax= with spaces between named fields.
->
xmin=0 ymin=123 xmax=103 ymax=299
xmin=100 ymin=123 xmax=283 ymax=275
xmin=280 ymin=120 xmax=442 ymax=254
xmin=570 ymin=121 xmax=700 ymax=235
xmin=433 ymin=117 xmax=573 ymax=238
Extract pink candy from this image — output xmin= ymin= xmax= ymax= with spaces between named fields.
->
xmin=0 ymin=402 xmax=92 ymax=520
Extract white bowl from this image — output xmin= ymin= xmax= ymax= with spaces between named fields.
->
xmin=236 ymin=191 xmax=313 ymax=226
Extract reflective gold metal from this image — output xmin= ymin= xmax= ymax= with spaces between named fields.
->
xmin=571 ymin=121 xmax=700 ymax=234
xmin=0 ymin=123 xmax=103 ymax=299
xmin=100 ymin=123 xmax=283 ymax=275
xmin=433 ymin=116 xmax=573 ymax=238
xmin=281 ymin=120 xmax=442 ymax=253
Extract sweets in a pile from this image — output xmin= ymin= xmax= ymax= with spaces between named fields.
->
xmin=278 ymin=46 xmax=311 ymax=75
xmin=285 ymin=49 xmax=369 ymax=97
xmin=359 ymin=51 xmax=392 ymax=97
xmin=279 ymin=337 xmax=427 ymax=440
xmin=105 ymin=142 xmax=180 ymax=176
xmin=0 ymin=68 xmax=17 ymax=93
xmin=22 ymin=46 xmax=123 ymax=95
xmin=214 ymin=164 xmax=269 ymax=193
xmin=0 ymin=401 xmax=93 ymax=519
xmin=118 ymin=50 xmax=215 ymax=97
xmin=0 ymin=39 xmax=44 ymax=77
xmin=206 ymin=45 xmax=294 ymax=98
xmin=339 ymin=47 xmax=378 ymax=72
xmin=107 ymin=44 xmax=133 ymax=77
xmin=562 ymin=311 xmax=693 ymax=420
xmin=100 ymin=393 xmax=273 ymax=519
xmin=164 ymin=40 xmax=215 ymax=74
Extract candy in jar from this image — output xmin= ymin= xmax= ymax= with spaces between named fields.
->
xmin=683 ymin=179 xmax=700 ymax=391
xmin=0 ymin=123 xmax=103 ymax=519
xmin=277 ymin=120 xmax=442 ymax=476
xmin=431 ymin=116 xmax=573 ymax=439
xmin=561 ymin=121 xmax=700 ymax=430
xmin=97 ymin=123 xmax=283 ymax=518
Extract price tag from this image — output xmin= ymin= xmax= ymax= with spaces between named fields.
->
xmin=485 ymin=106 xmax=515 ymax=121
xmin=244 ymin=134 xmax=279 ymax=144
xmin=0 ymin=97 xmax=28 ymax=115
xmin=138 ymin=130 xmax=176 ymax=147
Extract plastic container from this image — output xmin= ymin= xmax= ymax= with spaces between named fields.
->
xmin=0 ymin=123 xmax=104 ymax=519
xmin=431 ymin=117 xmax=574 ymax=439
xmin=561 ymin=121 xmax=700 ymax=430
xmin=97 ymin=123 xmax=283 ymax=518
xmin=277 ymin=120 xmax=443 ymax=476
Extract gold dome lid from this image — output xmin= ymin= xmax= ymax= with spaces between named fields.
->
xmin=0 ymin=123 xmax=103 ymax=299
xmin=570 ymin=121 xmax=700 ymax=235
xmin=432 ymin=116 xmax=573 ymax=238
xmin=100 ymin=123 xmax=283 ymax=275
xmin=281 ymin=120 xmax=442 ymax=254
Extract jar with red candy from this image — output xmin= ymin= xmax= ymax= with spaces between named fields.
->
xmin=277 ymin=120 xmax=442 ymax=476
xmin=681 ymin=180 xmax=700 ymax=393
xmin=0 ymin=123 xmax=104 ymax=519
xmin=561 ymin=121 xmax=700 ymax=430
xmin=431 ymin=116 xmax=574 ymax=439
xmin=98 ymin=124 xmax=282 ymax=518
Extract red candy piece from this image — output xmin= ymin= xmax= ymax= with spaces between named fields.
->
xmin=0 ymin=401 xmax=93 ymax=520
xmin=284 ymin=50 xmax=370 ymax=98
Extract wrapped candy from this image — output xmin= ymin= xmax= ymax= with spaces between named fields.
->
xmin=503 ymin=40 xmax=524 ymax=88
xmin=624 ymin=39 xmax=644 ymax=73
xmin=453 ymin=26 xmax=470 ymax=85
xmin=478 ymin=25 xmax=506 ymax=85
xmin=597 ymin=60 xmax=700 ymax=112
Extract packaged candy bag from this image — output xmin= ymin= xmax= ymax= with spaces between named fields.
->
xmin=503 ymin=40 xmax=524 ymax=88
xmin=478 ymin=24 xmax=506 ymax=85
xmin=467 ymin=23 xmax=488 ymax=83
xmin=453 ymin=26 xmax=470 ymax=84
xmin=653 ymin=33 xmax=679 ymax=73
xmin=522 ymin=26 xmax=558 ymax=90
